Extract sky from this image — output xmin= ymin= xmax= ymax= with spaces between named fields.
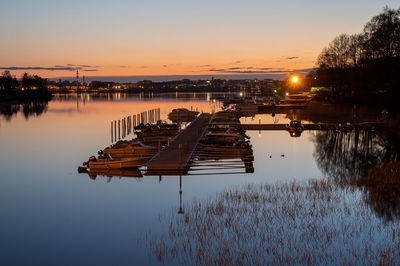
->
xmin=0 ymin=0 xmax=399 ymax=81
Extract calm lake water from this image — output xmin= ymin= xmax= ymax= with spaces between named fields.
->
xmin=0 ymin=93 xmax=398 ymax=265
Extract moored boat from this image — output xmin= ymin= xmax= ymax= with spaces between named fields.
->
xmin=87 ymin=156 xmax=145 ymax=170
xmin=102 ymin=140 xmax=158 ymax=158
xmin=286 ymin=120 xmax=304 ymax=137
xmin=168 ymin=108 xmax=199 ymax=122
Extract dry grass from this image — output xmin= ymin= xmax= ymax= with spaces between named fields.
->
xmin=356 ymin=162 xmax=400 ymax=220
xmin=146 ymin=179 xmax=400 ymax=265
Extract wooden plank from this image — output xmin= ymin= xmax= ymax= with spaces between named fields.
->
xmin=146 ymin=113 xmax=211 ymax=174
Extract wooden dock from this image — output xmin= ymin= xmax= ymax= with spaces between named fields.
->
xmin=237 ymin=123 xmax=384 ymax=131
xmin=241 ymin=124 xmax=326 ymax=130
xmin=146 ymin=113 xmax=211 ymax=175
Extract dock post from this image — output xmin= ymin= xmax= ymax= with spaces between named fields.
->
xmin=128 ymin=116 xmax=131 ymax=134
xmin=122 ymin=118 xmax=124 ymax=138
xmin=111 ymin=121 xmax=113 ymax=143
xmin=114 ymin=120 xmax=116 ymax=142
xmin=123 ymin=118 xmax=126 ymax=138
xmin=129 ymin=116 xmax=131 ymax=134
xmin=127 ymin=117 xmax=129 ymax=135
xmin=118 ymin=120 xmax=121 ymax=140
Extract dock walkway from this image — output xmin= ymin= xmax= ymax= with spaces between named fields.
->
xmin=146 ymin=113 xmax=211 ymax=174
xmin=217 ymin=123 xmax=382 ymax=131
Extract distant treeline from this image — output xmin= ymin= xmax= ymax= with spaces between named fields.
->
xmin=0 ymin=71 xmax=52 ymax=102
xmin=309 ymin=7 xmax=400 ymax=109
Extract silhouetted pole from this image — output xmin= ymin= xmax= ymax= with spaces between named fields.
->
xmin=178 ymin=175 xmax=184 ymax=214
xmin=114 ymin=120 xmax=117 ymax=142
xmin=118 ymin=120 xmax=121 ymax=140
xmin=111 ymin=121 xmax=113 ymax=143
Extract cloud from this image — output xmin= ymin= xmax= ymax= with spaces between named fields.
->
xmin=0 ymin=64 xmax=101 ymax=72
xmin=0 ymin=66 xmax=77 ymax=71
xmin=234 ymin=61 xmax=241 ymax=64
xmin=208 ymin=67 xmax=291 ymax=74
xmin=198 ymin=65 xmax=213 ymax=67
xmin=295 ymin=67 xmax=316 ymax=72
xmin=287 ymin=56 xmax=299 ymax=60
xmin=77 ymin=64 xmax=99 ymax=68
xmin=207 ymin=66 xmax=296 ymax=74
xmin=119 ymin=65 xmax=128 ymax=68
xmin=162 ymin=65 xmax=167 ymax=67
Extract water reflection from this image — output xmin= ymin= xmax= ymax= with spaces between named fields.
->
xmin=313 ymin=130 xmax=400 ymax=219
xmin=314 ymin=130 xmax=400 ymax=184
xmin=85 ymin=168 xmax=143 ymax=181
xmin=356 ymin=162 xmax=400 ymax=220
xmin=0 ymin=100 xmax=49 ymax=121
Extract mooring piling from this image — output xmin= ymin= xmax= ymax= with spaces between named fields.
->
xmin=110 ymin=108 xmax=161 ymax=143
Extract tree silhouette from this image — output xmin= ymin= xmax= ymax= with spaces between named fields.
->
xmin=0 ymin=71 xmax=19 ymax=92
xmin=314 ymin=7 xmax=400 ymax=108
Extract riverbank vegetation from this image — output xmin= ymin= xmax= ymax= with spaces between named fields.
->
xmin=147 ymin=179 xmax=400 ymax=265
xmin=0 ymin=71 xmax=52 ymax=103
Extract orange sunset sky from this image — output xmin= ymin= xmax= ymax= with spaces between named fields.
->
xmin=1 ymin=0 xmax=398 ymax=80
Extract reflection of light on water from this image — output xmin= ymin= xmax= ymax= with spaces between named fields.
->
xmin=206 ymin=92 xmax=211 ymax=102
xmin=176 ymin=91 xmax=178 ymax=99
xmin=292 ymin=136 xmax=297 ymax=155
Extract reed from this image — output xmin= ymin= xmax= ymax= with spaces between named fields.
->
xmin=356 ymin=162 xmax=400 ymax=220
xmin=146 ymin=179 xmax=400 ymax=265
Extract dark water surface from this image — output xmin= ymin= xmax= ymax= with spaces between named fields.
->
xmin=0 ymin=93 xmax=398 ymax=265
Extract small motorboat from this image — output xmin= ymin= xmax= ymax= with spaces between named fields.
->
xmin=86 ymin=155 xmax=145 ymax=170
xmin=102 ymin=140 xmax=158 ymax=158
xmin=286 ymin=120 xmax=304 ymax=137
xmin=87 ymin=167 xmax=143 ymax=179
xmin=168 ymin=108 xmax=199 ymax=122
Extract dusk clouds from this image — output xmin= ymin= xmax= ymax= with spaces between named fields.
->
xmin=0 ymin=65 xmax=100 ymax=72
xmin=207 ymin=66 xmax=314 ymax=75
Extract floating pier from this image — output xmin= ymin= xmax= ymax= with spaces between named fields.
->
xmin=241 ymin=124 xmax=324 ymax=130
xmin=146 ymin=113 xmax=211 ymax=175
